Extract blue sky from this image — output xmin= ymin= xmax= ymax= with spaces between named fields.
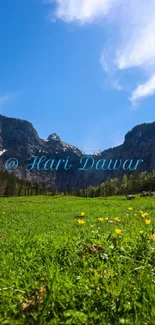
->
xmin=0 ymin=0 xmax=155 ymax=153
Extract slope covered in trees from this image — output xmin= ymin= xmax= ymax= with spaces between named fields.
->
xmin=74 ymin=171 xmax=155 ymax=197
xmin=0 ymin=170 xmax=57 ymax=197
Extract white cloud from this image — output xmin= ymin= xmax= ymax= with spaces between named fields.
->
xmin=130 ymin=75 xmax=155 ymax=106
xmin=47 ymin=0 xmax=155 ymax=104
xmin=51 ymin=0 xmax=118 ymax=23
xmin=115 ymin=1 xmax=155 ymax=71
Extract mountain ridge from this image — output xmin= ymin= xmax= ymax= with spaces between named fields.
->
xmin=0 ymin=114 xmax=155 ymax=190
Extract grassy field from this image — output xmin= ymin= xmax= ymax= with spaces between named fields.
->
xmin=0 ymin=195 xmax=155 ymax=325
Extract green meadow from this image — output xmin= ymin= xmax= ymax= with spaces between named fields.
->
xmin=0 ymin=195 xmax=155 ymax=325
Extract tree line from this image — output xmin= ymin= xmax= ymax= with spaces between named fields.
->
xmin=72 ymin=171 xmax=155 ymax=197
xmin=1 ymin=169 xmax=155 ymax=197
xmin=0 ymin=170 xmax=57 ymax=197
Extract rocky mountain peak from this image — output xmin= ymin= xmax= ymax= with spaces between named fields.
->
xmin=47 ymin=133 xmax=61 ymax=142
xmin=124 ymin=122 xmax=155 ymax=146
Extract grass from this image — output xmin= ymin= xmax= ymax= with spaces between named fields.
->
xmin=0 ymin=195 xmax=155 ymax=325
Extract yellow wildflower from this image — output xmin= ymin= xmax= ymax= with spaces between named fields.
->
xmin=145 ymin=219 xmax=151 ymax=225
xmin=117 ymin=219 xmax=121 ymax=222
xmin=105 ymin=217 xmax=109 ymax=220
xmin=115 ymin=229 xmax=122 ymax=235
xmin=128 ymin=207 xmax=133 ymax=211
xmin=78 ymin=219 xmax=85 ymax=225
xmin=141 ymin=212 xmax=149 ymax=217
xmin=80 ymin=212 xmax=85 ymax=217
xmin=114 ymin=218 xmax=119 ymax=221
xmin=98 ymin=217 xmax=103 ymax=221
xmin=90 ymin=224 xmax=94 ymax=228
xmin=150 ymin=234 xmax=155 ymax=241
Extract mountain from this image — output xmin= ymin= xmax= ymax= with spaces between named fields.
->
xmin=0 ymin=114 xmax=155 ymax=191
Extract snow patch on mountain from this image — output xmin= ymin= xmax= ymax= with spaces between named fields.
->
xmin=0 ymin=149 xmax=7 ymax=156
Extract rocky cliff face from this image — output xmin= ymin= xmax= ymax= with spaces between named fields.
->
xmin=0 ymin=114 xmax=155 ymax=191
